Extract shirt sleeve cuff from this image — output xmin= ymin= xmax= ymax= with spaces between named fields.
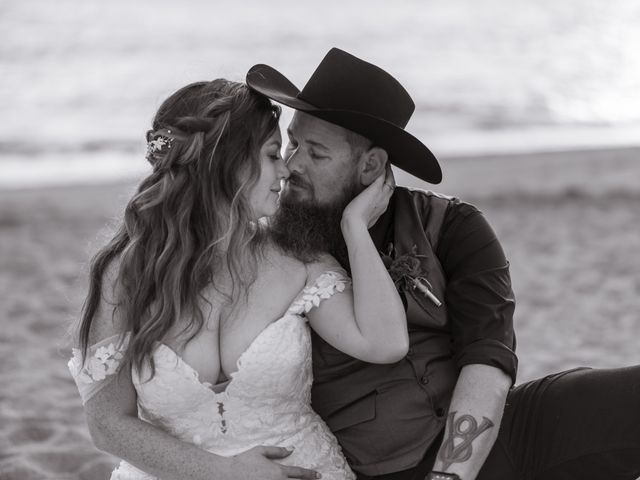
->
xmin=454 ymin=339 xmax=518 ymax=385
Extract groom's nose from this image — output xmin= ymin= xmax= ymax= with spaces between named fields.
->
xmin=284 ymin=144 xmax=304 ymax=174
xmin=277 ymin=157 xmax=290 ymax=180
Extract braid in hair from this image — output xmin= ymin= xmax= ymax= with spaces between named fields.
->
xmin=148 ymin=94 xmax=236 ymax=173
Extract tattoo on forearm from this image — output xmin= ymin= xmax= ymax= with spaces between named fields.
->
xmin=438 ymin=411 xmax=494 ymax=470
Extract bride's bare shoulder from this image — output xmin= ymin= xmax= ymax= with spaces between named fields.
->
xmin=263 ymin=241 xmax=305 ymax=271
xmin=302 ymin=254 xmax=346 ymax=282
xmin=262 ymin=242 xmax=345 ymax=283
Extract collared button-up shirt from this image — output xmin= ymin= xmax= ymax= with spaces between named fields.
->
xmin=311 ymin=188 xmax=517 ymax=476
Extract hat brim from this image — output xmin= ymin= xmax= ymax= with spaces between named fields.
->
xmin=247 ymin=64 xmax=442 ymax=184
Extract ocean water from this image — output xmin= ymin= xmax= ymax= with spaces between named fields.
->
xmin=1 ymin=0 xmax=640 ymax=187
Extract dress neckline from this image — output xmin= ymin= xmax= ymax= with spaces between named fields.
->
xmin=153 ymin=313 xmax=300 ymax=396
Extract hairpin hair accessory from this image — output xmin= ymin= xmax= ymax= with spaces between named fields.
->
xmin=146 ymin=129 xmax=174 ymax=163
xmin=146 ymin=132 xmax=174 ymax=161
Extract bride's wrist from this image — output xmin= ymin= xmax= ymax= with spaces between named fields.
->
xmin=340 ymin=215 xmax=367 ymax=236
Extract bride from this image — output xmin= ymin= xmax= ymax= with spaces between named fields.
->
xmin=68 ymin=79 xmax=407 ymax=480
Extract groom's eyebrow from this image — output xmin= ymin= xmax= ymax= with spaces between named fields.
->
xmin=287 ymin=128 xmax=329 ymax=151
xmin=306 ymin=139 xmax=329 ymax=151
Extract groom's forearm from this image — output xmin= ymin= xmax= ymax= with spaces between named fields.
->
xmin=430 ymin=364 xmax=511 ymax=480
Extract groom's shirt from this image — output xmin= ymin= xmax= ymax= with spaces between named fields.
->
xmin=311 ymin=187 xmax=517 ymax=476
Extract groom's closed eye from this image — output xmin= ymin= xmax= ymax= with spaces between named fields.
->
xmin=308 ymin=149 xmax=326 ymax=160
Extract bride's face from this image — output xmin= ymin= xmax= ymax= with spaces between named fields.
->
xmin=248 ymin=127 xmax=289 ymax=219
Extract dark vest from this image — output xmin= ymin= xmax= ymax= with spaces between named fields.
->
xmin=311 ymin=187 xmax=458 ymax=476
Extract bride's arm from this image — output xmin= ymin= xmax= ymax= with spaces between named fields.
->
xmin=306 ymin=167 xmax=409 ymax=363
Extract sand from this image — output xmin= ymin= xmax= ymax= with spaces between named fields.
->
xmin=1 ymin=147 xmax=639 ymax=479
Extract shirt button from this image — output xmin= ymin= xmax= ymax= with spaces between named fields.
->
xmin=420 ymin=375 xmax=429 ymax=385
xmin=435 ymin=407 xmax=445 ymax=417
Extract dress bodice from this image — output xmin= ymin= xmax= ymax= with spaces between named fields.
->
xmin=68 ymin=271 xmax=355 ymax=480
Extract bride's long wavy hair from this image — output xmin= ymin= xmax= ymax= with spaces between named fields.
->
xmin=76 ymin=79 xmax=280 ymax=379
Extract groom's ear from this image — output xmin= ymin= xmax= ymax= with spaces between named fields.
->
xmin=358 ymin=147 xmax=389 ymax=186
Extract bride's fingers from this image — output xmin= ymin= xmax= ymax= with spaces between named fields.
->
xmin=388 ymin=163 xmax=396 ymax=185
xmin=374 ymin=164 xmax=393 ymax=194
xmin=383 ymin=163 xmax=395 ymax=190
xmin=362 ymin=163 xmax=394 ymax=194
xmin=371 ymin=169 xmax=386 ymax=188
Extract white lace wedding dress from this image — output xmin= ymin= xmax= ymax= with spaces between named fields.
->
xmin=68 ymin=271 xmax=355 ymax=480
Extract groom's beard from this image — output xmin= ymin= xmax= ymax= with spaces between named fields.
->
xmin=270 ymin=176 xmax=360 ymax=266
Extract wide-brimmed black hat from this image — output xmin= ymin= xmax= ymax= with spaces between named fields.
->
xmin=246 ymin=48 xmax=442 ymax=184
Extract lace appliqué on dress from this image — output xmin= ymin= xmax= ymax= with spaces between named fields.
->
xmin=287 ymin=271 xmax=351 ymax=316
xmin=67 ymin=333 xmax=130 ymax=405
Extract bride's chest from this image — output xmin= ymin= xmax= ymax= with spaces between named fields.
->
xmin=165 ymin=266 xmax=307 ymax=384
xmin=137 ymin=316 xmax=312 ymax=404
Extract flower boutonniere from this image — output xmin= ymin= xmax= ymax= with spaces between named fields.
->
xmin=381 ymin=243 xmax=442 ymax=307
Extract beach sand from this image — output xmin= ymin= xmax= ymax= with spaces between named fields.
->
xmin=1 ymin=147 xmax=639 ymax=479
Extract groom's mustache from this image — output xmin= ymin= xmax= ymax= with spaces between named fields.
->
xmin=284 ymin=172 xmax=315 ymax=197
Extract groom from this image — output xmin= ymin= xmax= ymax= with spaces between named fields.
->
xmin=246 ymin=49 xmax=640 ymax=480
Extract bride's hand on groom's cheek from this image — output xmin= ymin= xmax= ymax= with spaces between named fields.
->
xmin=229 ymin=445 xmax=321 ymax=479
xmin=342 ymin=163 xmax=395 ymax=230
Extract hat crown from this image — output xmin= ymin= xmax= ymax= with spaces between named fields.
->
xmin=297 ymin=48 xmax=415 ymax=128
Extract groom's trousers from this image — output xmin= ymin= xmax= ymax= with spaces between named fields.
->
xmin=355 ymin=366 xmax=640 ymax=480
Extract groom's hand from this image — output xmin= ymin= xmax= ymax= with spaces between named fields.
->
xmin=230 ymin=446 xmax=321 ymax=479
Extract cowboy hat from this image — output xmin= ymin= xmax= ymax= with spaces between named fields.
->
xmin=246 ymin=48 xmax=442 ymax=184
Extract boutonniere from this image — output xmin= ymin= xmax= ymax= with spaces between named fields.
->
xmin=381 ymin=243 xmax=442 ymax=307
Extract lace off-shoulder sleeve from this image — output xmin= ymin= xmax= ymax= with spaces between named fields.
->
xmin=67 ymin=332 xmax=130 ymax=405
xmin=287 ymin=270 xmax=352 ymax=316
